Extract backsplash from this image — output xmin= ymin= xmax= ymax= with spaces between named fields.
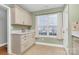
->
xmin=72 ymin=21 xmax=79 ymax=31
xmin=11 ymin=25 xmax=31 ymax=32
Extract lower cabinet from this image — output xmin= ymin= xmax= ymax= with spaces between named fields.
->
xmin=11 ymin=32 xmax=35 ymax=55
xmin=72 ymin=36 xmax=79 ymax=55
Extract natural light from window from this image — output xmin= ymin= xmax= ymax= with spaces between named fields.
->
xmin=36 ymin=14 xmax=58 ymax=37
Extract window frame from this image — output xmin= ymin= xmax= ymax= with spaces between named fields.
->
xmin=35 ymin=13 xmax=62 ymax=38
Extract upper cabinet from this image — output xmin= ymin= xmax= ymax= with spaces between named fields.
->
xmin=11 ymin=5 xmax=32 ymax=26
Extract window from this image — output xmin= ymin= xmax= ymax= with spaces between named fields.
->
xmin=37 ymin=15 xmax=48 ymax=36
xmin=36 ymin=14 xmax=58 ymax=37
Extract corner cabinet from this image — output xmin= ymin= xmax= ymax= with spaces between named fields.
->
xmin=11 ymin=5 xmax=32 ymax=26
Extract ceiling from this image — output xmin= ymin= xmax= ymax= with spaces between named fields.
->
xmin=19 ymin=4 xmax=65 ymax=12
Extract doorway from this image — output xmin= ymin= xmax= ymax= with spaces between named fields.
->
xmin=0 ymin=5 xmax=10 ymax=55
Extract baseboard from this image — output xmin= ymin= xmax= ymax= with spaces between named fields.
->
xmin=35 ymin=42 xmax=64 ymax=48
xmin=0 ymin=43 xmax=7 ymax=47
xmin=8 ymin=52 xmax=16 ymax=55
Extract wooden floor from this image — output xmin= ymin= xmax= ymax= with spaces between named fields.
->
xmin=0 ymin=46 xmax=7 ymax=55
xmin=24 ymin=44 xmax=66 ymax=55
xmin=0 ymin=44 xmax=66 ymax=55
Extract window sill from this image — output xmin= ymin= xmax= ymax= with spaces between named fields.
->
xmin=35 ymin=35 xmax=57 ymax=38
xmin=35 ymin=35 xmax=63 ymax=39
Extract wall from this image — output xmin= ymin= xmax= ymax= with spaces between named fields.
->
xmin=69 ymin=4 xmax=79 ymax=31
xmin=31 ymin=7 xmax=64 ymax=45
xmin=11 ymin=25 xmax=31 ymax=31
xmin=63 ymin=5 xmax=69 ymax=50
xmin=63 ymin=4 xmax=79 ymax=54
xmin=0 ymin=7 xmax=7 ymax=44
xmin=62 ymin=5 xmax=73 ymax=54
xmin=32 ymin=7 xmax=64 ymax=15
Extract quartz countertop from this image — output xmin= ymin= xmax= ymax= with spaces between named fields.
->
xmin=72 ymin=31 xmax=79 ymax=38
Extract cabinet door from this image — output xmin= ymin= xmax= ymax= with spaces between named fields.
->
xmin=11 ymin=8 xmax=15 ymax=24
xmin=27 ymin=14 xmax=32 ymax=25
xmin=11 ymin=34 xmax=21 ymax=54
xmin=15 ymin=6 xmax=23 ymax=24
xmin=73 ymin=37 xmax=79 ymax=55
xmin=11 ymin=5 xmax=32 ymax=25
xmin=24 ymin=11 xmax=32 ymax=26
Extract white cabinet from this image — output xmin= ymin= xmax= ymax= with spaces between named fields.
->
xmin=23 ymin=9 xmax=32 ymax=25
xmin=11 ymin=32 xmax=35 ymax=54
xmin=11 ymin=5 xmax=32 ymax=26
xmin=72 ymin=36 xmax=79 ymax=55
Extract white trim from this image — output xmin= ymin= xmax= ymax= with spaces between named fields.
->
xmin=35 ymin=13 xmax=63 ymax=39
xmin=35 ymin=14 xmax=58 ymax=37
xmin=8 ymin=52 xmax=16 ymax=55
xmin=35 ymin=35 xmax=57 ymax=38
xmin=0 ymin=43 xmax=7 ymax=47
xmin=7 ymin=5 xmax=11 ymax=55
xmin=35 ymin=42 xmax=64 ymax=48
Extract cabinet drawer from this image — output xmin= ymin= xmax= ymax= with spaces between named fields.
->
xmin=21 ymin=40 xmax=33 ymax=52
xmin=21 ymin=35 xmax=27 ymax=42
xmin=73 ymin=47 xmax=79 ymax=55
xmin=21 ymin=38 xmax=29 ymax=44
xmin=21 ymin=42 xmax=29 ymax=52
xmin=73 ymin=40 xmax=79 ymax=55
xmin=21 ymin=38 xmax=27 ymax=42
